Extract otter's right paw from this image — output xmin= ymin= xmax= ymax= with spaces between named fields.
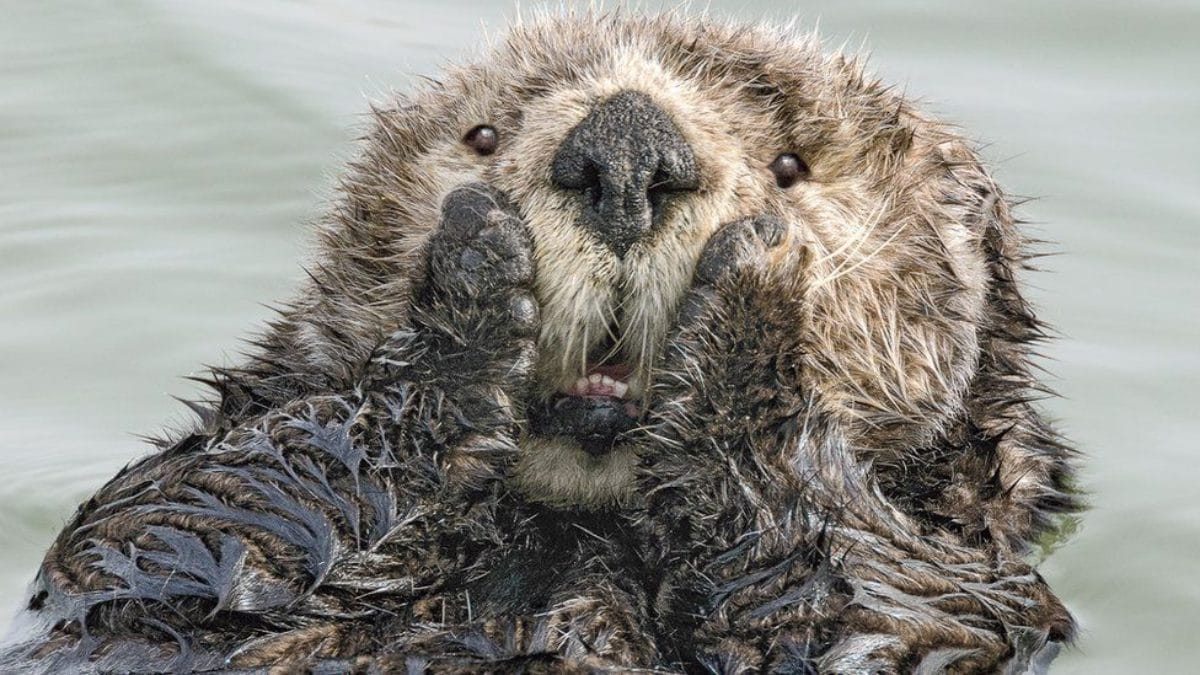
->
xmin=421 ymin=183 xmax=538 ymax=340
xmin=374 ymin=184 xmax=539 ymax=446
xmin=364 ymin=185 xmax=540 ymax=489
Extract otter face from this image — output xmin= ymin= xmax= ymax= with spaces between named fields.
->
xmin=343 ymin=14 xmax=1000 ymax=508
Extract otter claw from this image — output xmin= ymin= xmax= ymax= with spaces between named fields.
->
xmin=752 ymin=214 xmax=787 ymax=248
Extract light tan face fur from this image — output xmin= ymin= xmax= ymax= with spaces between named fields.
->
xmin=346 ymin=14 xmax=997 ymax=508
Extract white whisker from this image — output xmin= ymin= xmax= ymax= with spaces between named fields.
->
xmin=811 ymin=209 xmax=906 ymax=292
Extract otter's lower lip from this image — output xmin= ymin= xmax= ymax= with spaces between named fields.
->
xmin=529 ymin=395 xmax=639 ymax=457
xmin=529 ymin=363 xmax=639 ymax=457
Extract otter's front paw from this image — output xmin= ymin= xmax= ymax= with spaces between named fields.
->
xmin=639 ymin=212 xmax=809 ymax=582
xmin=675 ymin=214 xmax=788 ymax=329
xmin=371 ymin=184 xmax=539 ymax=475
xmin=421 ymin=183 xmax=538 ymax=341
xmin=653 ymin=213 xmax=805 ymax=430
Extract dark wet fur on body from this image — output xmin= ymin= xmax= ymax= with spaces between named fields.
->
xmin=4 ymin=11 xmax=1078 ymax=675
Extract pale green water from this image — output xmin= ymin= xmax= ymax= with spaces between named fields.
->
xmin=1 ymin=2 xmax=1196 ymax=672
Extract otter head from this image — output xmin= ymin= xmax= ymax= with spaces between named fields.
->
xmin=310 ymin=13 xmax=1048 ymax=516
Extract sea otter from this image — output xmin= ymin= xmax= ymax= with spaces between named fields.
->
xmin=1 ymin=11 xmax=1078 ymax=674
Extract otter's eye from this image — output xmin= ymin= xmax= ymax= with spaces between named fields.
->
xmin=768 ymin=153 xmax=810 ymax=188
xmin=463 ymin=125 xmax=498 ymax=156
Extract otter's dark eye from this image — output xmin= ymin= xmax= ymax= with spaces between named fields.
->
xmin=768 ymin=153 xmax=810 ymax=188
xmin=463 ymin=125 xmax=498 ymax=156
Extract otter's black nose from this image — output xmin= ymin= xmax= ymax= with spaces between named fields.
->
xmin=551 ymin=90 xmax=699 ymax=257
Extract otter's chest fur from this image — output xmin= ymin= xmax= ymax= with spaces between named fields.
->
xmin=470 ymin=501 xmax=650 ymax=616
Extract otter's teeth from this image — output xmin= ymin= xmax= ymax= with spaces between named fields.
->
xmin=564 ymin=374 xmax=630 ymax=398
xmin=570 ymin=377 xmax=591 ymax=396
xmin=607 ymin=377 xmax=629 ymax=398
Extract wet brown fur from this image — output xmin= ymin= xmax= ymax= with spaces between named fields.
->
xmin=3 ymin=10 xmax=1078 ymax=674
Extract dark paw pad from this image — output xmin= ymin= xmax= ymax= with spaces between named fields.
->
xmin=693 ymin=214 xmax=786 ymax=287
xmin=428 ymin=183 xmax=533 ymax=298
xmin=505 ymin=292 xmax=540 ymax=338
xmin=676 ymin=215 xmax=786 ymax=328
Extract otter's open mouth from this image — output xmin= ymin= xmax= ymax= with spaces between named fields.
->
xmin=528 ymin=339 xmax=642 ymax=458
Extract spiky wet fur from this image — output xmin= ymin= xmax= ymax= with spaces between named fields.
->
xmin=3 ymin=10 xmax=1078 ymax=674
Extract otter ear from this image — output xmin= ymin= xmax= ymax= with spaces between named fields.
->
xmin=922 ymin=145 xmax=1080 ymax=555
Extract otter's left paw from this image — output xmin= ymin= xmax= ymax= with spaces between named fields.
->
xmin=648 ymin=211 xmax=807 ymax=453
xmin=393 ymin=183 xmax=539 ymax=398
xmin=675 ymin=214 xmax=788 ymax=329
xmin=638 ymin=210 xmax=806 ymax=473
